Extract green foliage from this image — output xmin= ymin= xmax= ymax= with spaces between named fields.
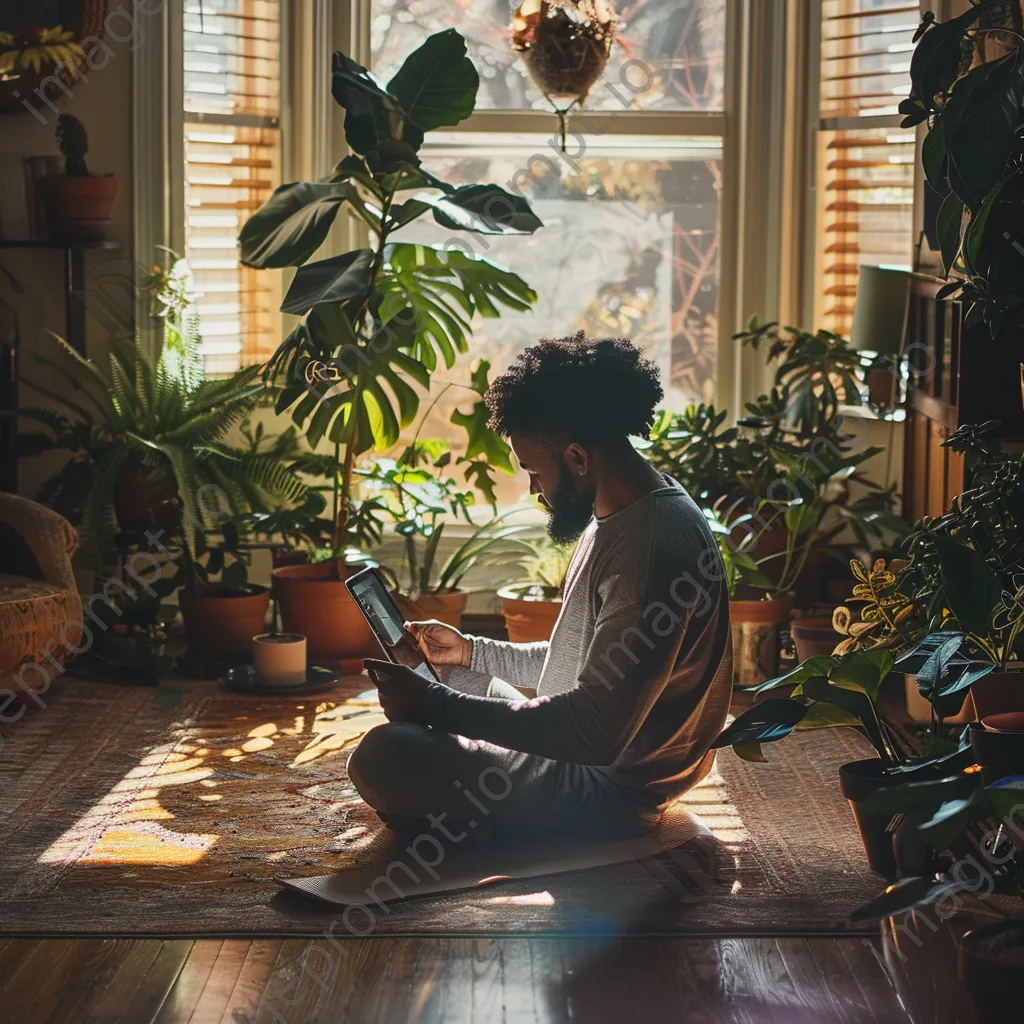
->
xmin=645 ymin=319 xmax=908 ymax=600
xmin=901 ymin=1 xmax=1024 ymax=334
xmin=509 ymin=534 xmax=577 ymax=595
xmin=849 ymin=774 xmax=1024 ymax=922
xmin=735 ymin=318 xmax=865 ymax=436
xmin=876 ymin=423 xmax=1024 ymax=667
xmin=355 ymin=422 xmax=525 ymax=598
xmin=239 ymin=30 xmax=541 ymax=559
xmin=712 ymin=646 xmax=969 ymax=768
xmin=16 ymin=331 xmax=306 ymax=588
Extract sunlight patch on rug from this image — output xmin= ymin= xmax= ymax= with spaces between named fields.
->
xmin=35 ymin=696 xmax=382 ymax=868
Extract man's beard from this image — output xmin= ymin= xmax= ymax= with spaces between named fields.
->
xmin=543 ymin=466 xmax=595 ymax=543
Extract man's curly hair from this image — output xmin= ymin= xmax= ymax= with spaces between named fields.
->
xmin=485 ymin=332 xmax=663 ymax=445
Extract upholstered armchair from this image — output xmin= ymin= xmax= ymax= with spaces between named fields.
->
xmin=0 ymin=493 xmax=82 ymax=689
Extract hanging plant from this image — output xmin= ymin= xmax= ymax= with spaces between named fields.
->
xmin=511 ymin=0 xmax=618 ymax=147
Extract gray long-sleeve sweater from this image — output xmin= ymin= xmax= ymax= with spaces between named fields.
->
xmin=423 ymin=476 xmax=733 ymax=812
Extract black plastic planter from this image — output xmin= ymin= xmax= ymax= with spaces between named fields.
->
xmin=838 ymin=758 xmax=904 ymax=878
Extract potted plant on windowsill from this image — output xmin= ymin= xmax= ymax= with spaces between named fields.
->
xmin=239 ymin=29 xmax=541 ymax=670
xmin=498 ymin=534 xmax=576 ymax=643
xmin=39 ymin=114 xmax=119 ymax=241
xmin=645 ymin=317 xmax=908 ymax=687
xmin=356 ymin=425 xmax=530 ymax=630
xmin=708 ymin=426 xmax=894 ymax=687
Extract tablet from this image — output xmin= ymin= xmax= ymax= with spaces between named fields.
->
xmin=345 ymin=566 xmax=441 ymax=682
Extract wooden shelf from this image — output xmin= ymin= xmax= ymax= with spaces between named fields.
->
xmin=0 ymin=239 xmax=119 ymax=250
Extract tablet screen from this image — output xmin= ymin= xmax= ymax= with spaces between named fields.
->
xmin=346 ymin=568 xmax=440 ymax=682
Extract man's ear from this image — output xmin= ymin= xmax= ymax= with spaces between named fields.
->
xmin=564 ymin=442 xmax=589 ymax=477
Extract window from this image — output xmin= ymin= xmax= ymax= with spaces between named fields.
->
xmin=368 ymin=1 xmax=725 ymax=483
xmin=814 ymin=0 xmax=916 ymax=336
xmin=182 ymin=0 xmax=283 ymax=375
xmin=371 ymin=0 xmax=725 ymax=110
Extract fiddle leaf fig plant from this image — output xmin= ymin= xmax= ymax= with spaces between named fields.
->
xmin=240 ymin=29 xmax=541 ymax=567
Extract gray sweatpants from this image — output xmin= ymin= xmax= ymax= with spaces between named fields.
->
xmin=347 ymin=671 xmax=661 ymax=840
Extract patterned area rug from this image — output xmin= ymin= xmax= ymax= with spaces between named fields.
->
xmin=0 ymin=677 xmax=885 ymax=937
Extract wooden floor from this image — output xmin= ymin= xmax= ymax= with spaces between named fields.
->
xmin=0 ymin=935 xmax=931 ymax=1023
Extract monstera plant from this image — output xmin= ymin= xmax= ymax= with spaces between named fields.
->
xmin=239 ymin=29 xmax=542 ymax=667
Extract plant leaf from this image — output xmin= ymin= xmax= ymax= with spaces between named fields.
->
xmin=909 ymin=2 xmax=987 ymax=109
xmin=733 ymin=742 xmax=768 ymax=763
xmin=386 ymin=28 xmax=478 ymax=132
xmin=848 ymin=877 xmax=950 ymax=925
xmin=947 ymin=49 xmax=1024 ymax=211
xmin=936 ymin=190 xmax=964 ymax=276
xmin=331 ymin=51 xmax=423 ymax=155
xmin=415 ymin=184 xmax=543 ymax=235
xmin=710 ymin=699 xmax=808 ymax=749
xmin=921 ymin=116 xmax=947 ymax=191
xmin=932 ymin=535 xmax=1002 ymax=637
xmin=280 ymin=249 xmax=374 ymax=316
xmin=753 ymin=655 xmax=838 ymax=695
xmin=239 ymin=181 xmax=355 ymax=269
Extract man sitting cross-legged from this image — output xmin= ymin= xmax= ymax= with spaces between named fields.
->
xmin=348 ymin=332 xmax=732 ymax=841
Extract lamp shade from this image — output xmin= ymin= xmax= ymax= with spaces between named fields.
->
xmin=849 ymin=265 xmax=910 ymax=355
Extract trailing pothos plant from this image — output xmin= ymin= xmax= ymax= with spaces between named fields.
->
xmin=239 ymin=29 xmax=541 ymax=572
xmin=900 ymin=0 xmax=1024 ymax=334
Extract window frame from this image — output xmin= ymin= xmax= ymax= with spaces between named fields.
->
xmin=133 ymin=1 xmax=811 ymax=411
xmin=342 ymin=0 xmax=738 ymax=409
xmin=804 ymin=0 xmax=924 ymax=337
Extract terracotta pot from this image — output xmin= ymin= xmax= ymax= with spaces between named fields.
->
xmin=729 ymin=592 xmax=795 ymax=688
xmin=970 ymin=668 xmax=1024 ymax=719
xmin=867 ymin=363 xmax=899 ymax=406
xmin=273 ymin=561 xmax=379 ymax=672
xmin=113 ymin=459 xmax=181 ymax=532
xmin=825 ymin=576 xmax=855 ymax=604
xmin=399 ymin=590 xmax=468 ymax=630
xmin=838 ymin=758 xmax=910 ymax=878
xmin=178 ymin=585 xmax=269 ymax=661
xmin=904 ymin=673 xmax=976 ymax=725
xmin=981 ymin=712 xmax=1024 ymax=733
xmin=498 ymin=584 xmax=562 ymax=643
xmin=959 ymin=921 xmax=1024 ymax=1024
xmin=790 ymin=615 xmax=842 ymax=663
xmin=40 ymin=174 xmax=119 ymax=240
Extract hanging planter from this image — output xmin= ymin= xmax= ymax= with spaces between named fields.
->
xmin=511 ymin=0 xmax=617 ymax=149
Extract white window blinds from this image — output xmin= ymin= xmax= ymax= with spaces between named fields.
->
xmin=183 ymin=0 xmax=282 ymax=375
xmin=815 ymin=0 xmax=916 ymax=336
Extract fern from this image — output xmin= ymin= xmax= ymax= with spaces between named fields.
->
xmin=19 ymin=332 xmax=308 ymax=574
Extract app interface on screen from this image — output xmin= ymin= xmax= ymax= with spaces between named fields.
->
xmin=353 ymin=578 xmax=404 ymax=645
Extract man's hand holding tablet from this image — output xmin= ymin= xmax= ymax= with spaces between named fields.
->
xmin=407 ymin=620 xmax=473 ymax=668
xmin=365 ymin=620 xmax=475 ymax=724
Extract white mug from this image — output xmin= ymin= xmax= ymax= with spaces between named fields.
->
xmin=252 ymin=633 xmax=307 ymax=687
